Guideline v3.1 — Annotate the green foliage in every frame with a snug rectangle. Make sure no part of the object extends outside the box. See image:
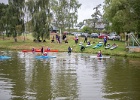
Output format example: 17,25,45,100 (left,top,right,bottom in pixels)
26,0,51,41
0,0,82,41
51,0,81,33
0,0,25,41
0,3,8,32
0,35,140,58
91,4,102,26
103,0,140,35
81,26,92,33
